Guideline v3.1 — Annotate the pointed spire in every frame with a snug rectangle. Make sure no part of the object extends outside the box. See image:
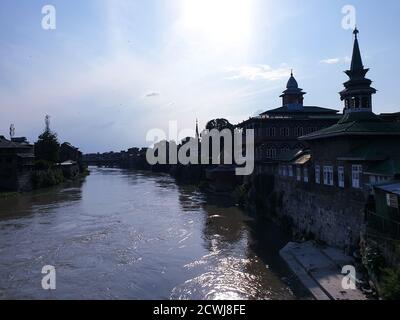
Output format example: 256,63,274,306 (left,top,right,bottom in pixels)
350,27,364,74
195,119,199,139
353,26,359,39
340,27,377,115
